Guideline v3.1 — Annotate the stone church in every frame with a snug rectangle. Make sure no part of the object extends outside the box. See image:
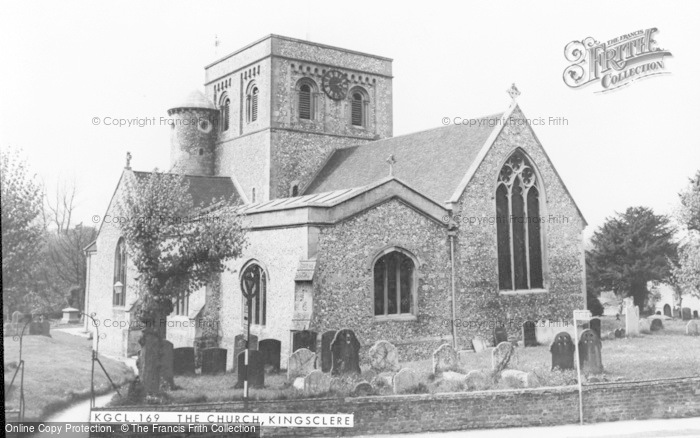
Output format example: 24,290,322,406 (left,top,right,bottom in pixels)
84,35,587,367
